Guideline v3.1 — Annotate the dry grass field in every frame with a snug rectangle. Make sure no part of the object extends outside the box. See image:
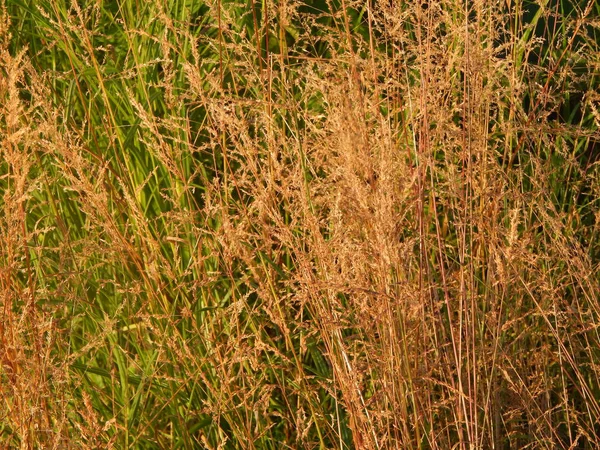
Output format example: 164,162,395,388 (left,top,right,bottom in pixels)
1,0,600,448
